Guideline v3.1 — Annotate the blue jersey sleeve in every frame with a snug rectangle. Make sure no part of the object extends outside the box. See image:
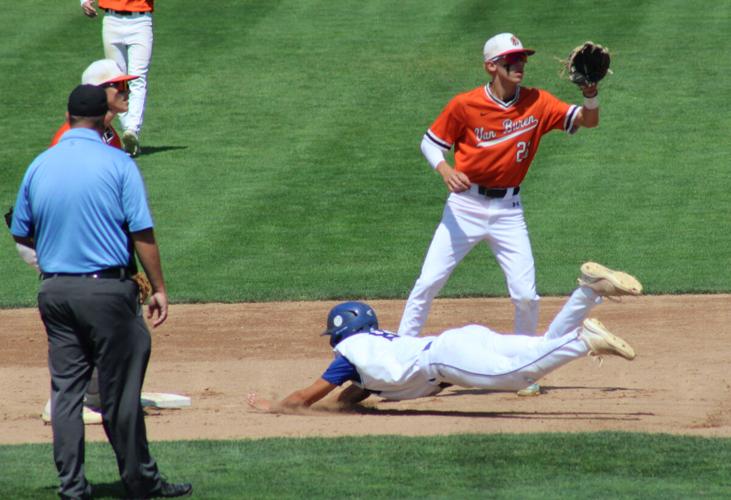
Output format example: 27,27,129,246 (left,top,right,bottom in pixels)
322,354,360,386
